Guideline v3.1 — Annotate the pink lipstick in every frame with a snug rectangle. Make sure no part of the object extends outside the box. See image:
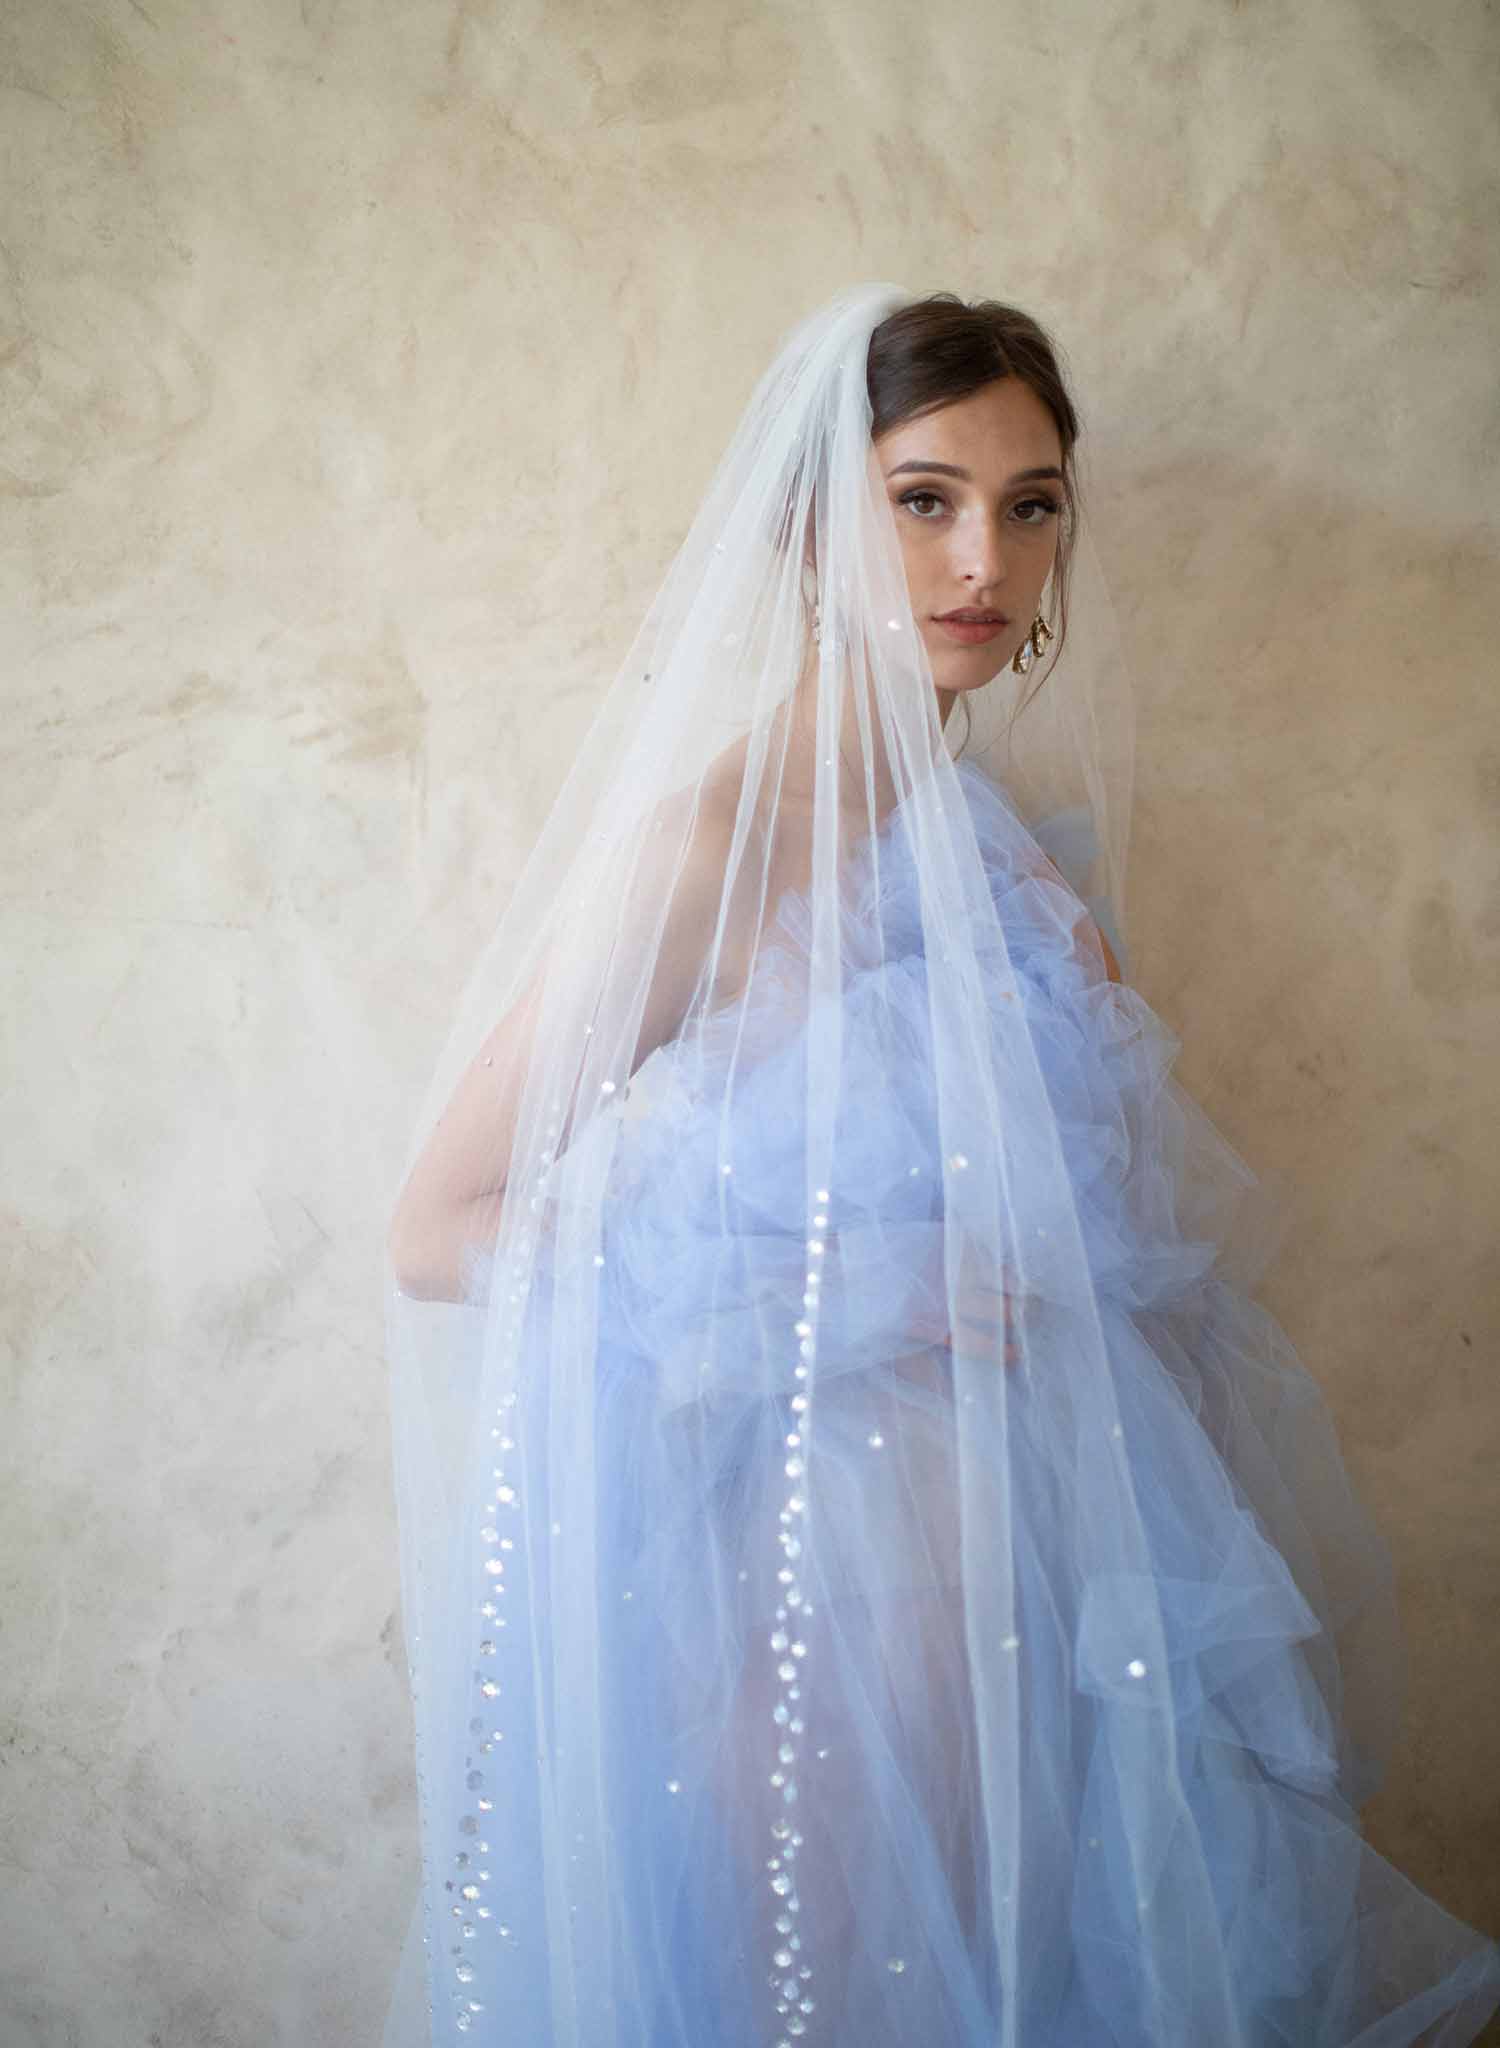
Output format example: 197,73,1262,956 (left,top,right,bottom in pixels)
933,610,1009,646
